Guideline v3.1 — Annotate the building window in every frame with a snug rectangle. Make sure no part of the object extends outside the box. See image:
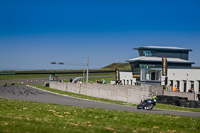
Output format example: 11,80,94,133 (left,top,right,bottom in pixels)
177,81,180,90
183,80,187,92
191,81,194,89
131,63,140,73
139,50,157,57
199,81,200,93
170,80,173,86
